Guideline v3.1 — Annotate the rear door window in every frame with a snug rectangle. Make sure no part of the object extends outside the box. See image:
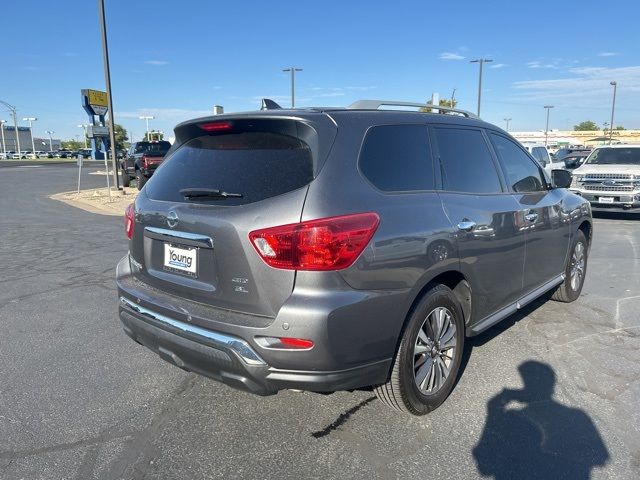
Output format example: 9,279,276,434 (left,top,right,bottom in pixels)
433,127,503,194
490,134,546,193
359,124,434,191
145,132,313,206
